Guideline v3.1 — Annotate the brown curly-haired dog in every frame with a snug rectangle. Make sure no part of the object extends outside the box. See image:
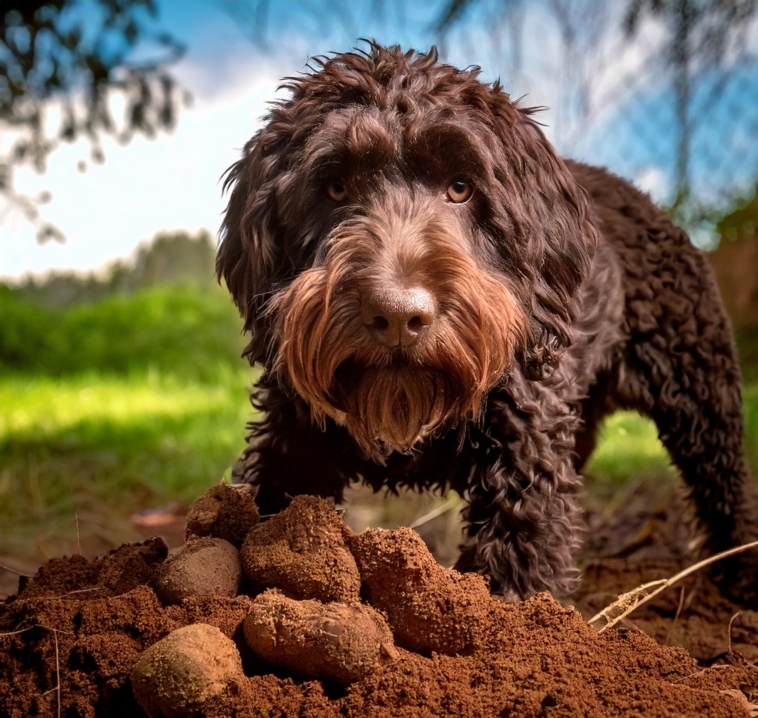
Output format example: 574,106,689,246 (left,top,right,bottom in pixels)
218,44,758,604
